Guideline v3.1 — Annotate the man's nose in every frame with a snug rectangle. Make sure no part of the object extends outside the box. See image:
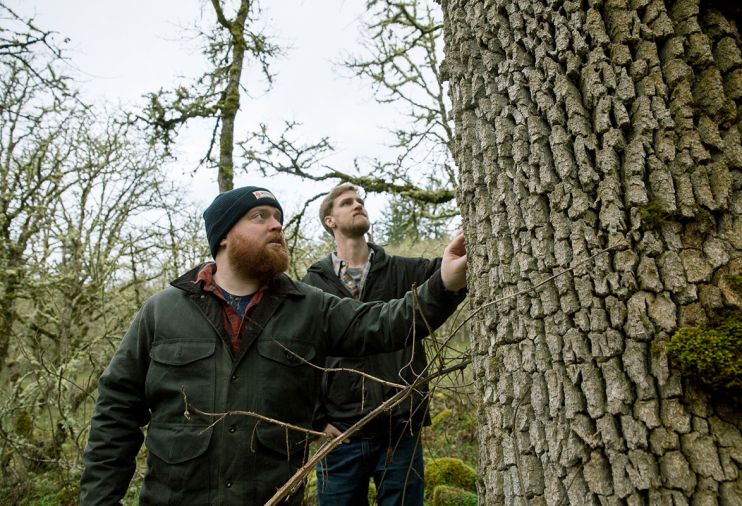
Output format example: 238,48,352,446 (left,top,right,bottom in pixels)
267,216,282,230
